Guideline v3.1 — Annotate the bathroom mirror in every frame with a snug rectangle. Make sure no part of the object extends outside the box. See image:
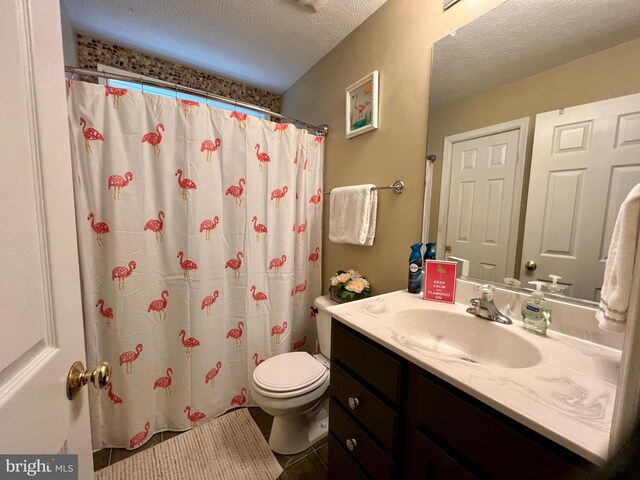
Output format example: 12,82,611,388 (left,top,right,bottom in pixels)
427,0,640,304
